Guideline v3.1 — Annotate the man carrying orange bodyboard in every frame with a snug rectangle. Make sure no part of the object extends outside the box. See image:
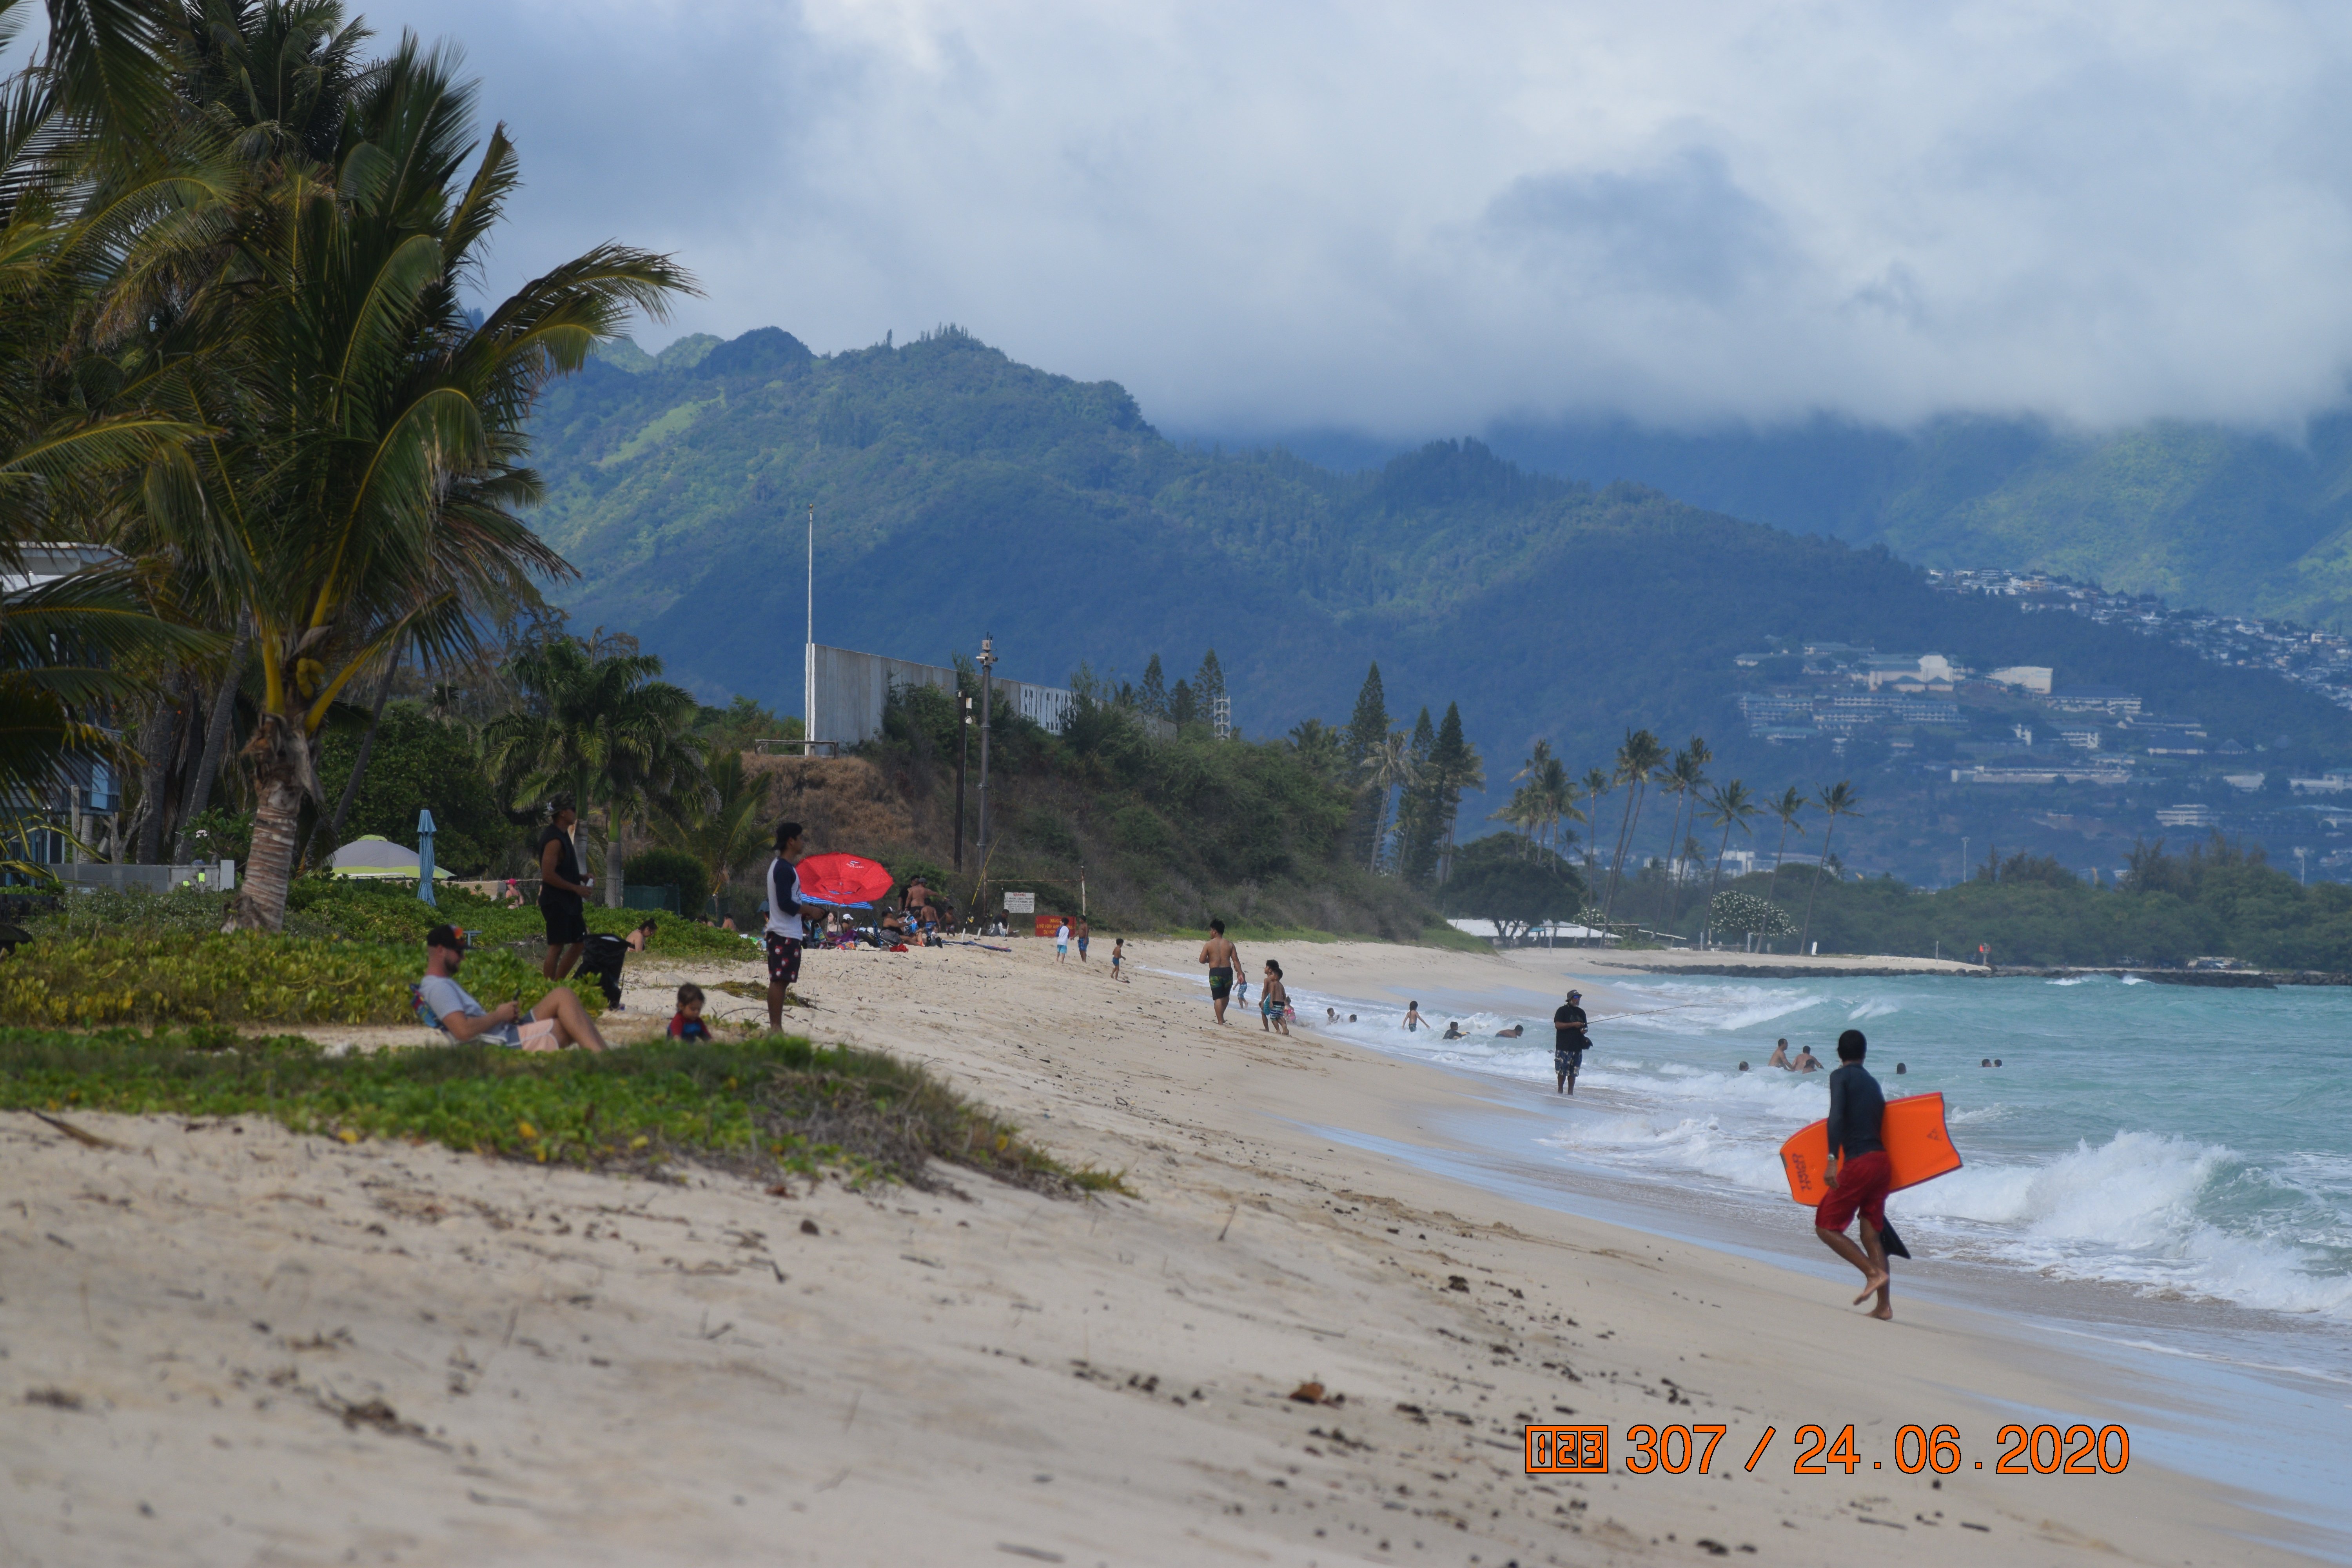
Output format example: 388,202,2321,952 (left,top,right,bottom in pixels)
1816,1028,1894,1320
